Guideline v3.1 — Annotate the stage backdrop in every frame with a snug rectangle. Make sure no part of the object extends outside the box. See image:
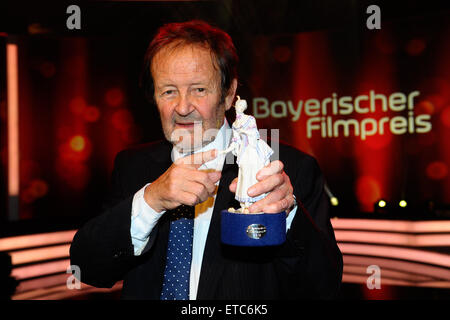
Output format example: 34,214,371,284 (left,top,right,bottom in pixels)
239,16,450,215
1,3,449,223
